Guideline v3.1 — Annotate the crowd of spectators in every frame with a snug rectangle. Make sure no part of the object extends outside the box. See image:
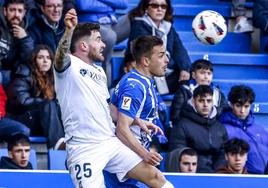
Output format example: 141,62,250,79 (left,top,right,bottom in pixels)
0,0,267,180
